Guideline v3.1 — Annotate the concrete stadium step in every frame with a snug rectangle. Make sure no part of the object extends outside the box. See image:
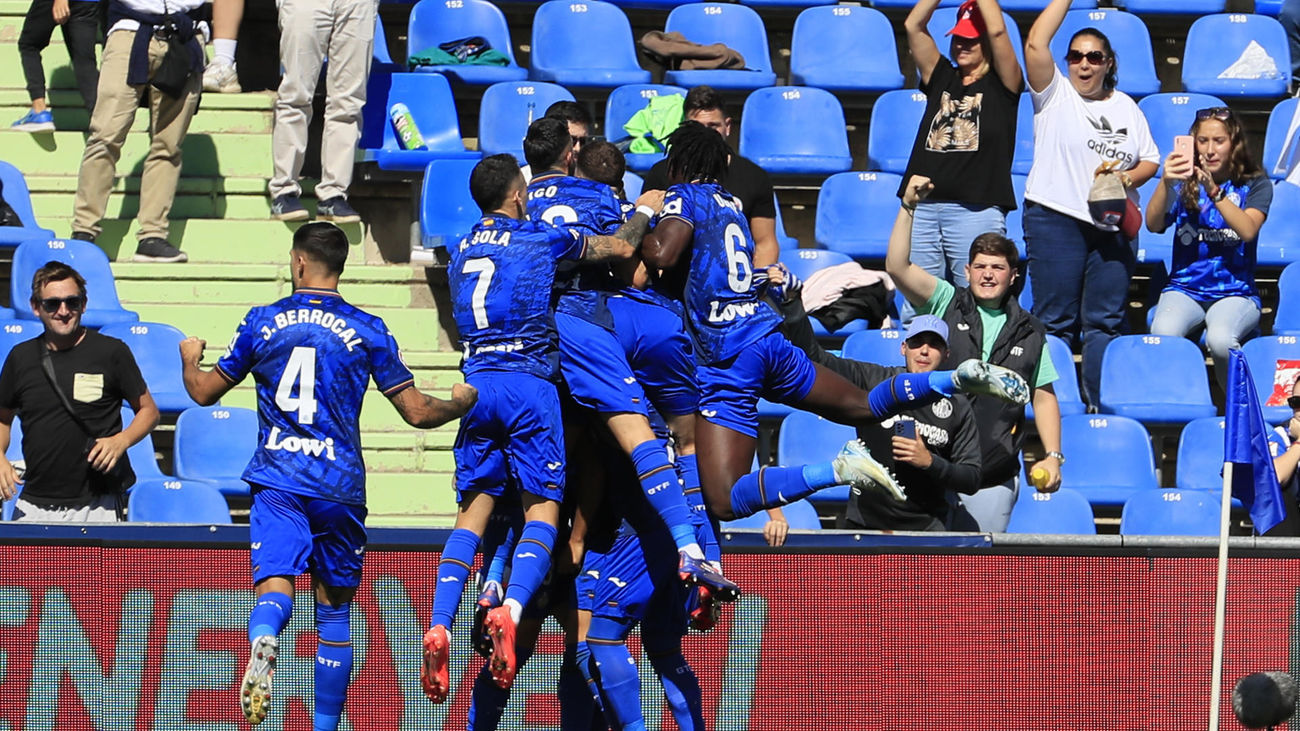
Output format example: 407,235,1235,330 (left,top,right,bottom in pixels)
367,472,456,525
83,219,358,264
114,262,433,310
0,89,274,134
3,130,273,179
